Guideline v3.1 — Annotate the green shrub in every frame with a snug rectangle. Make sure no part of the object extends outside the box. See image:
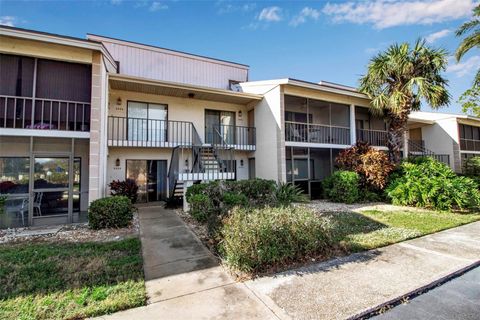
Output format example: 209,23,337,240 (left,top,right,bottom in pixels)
88,196,134,230
464,156,480,176
274,183,308,206
222,192,248,208
221,206,331,273
188,194,212,222
228,179,277,206
323,170,360,204
386,157,480,210
186,179,278,231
